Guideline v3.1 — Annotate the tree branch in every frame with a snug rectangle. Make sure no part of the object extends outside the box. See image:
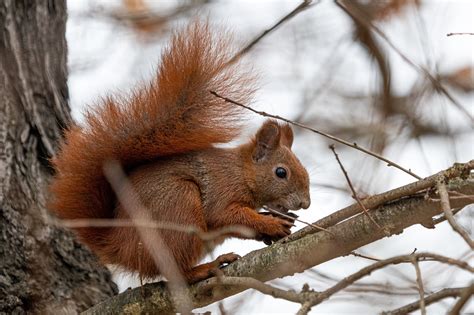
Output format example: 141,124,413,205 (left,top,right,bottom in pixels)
329,144,386,233
381,287,470,315
411,257,426,315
